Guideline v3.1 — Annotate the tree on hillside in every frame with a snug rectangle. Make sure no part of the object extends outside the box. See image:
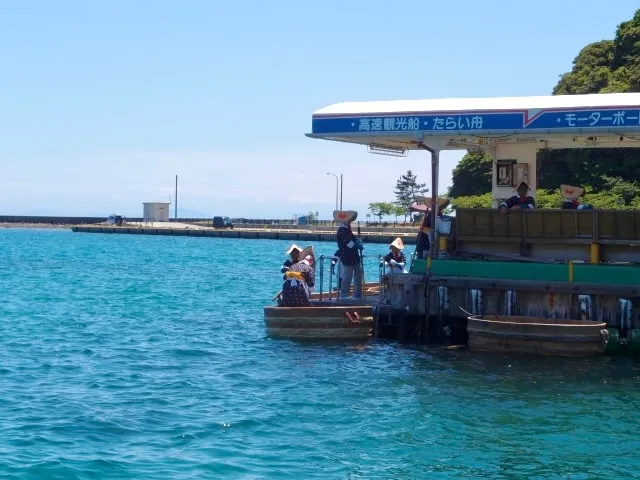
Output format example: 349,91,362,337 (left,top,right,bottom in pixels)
539,9,640,192
553,9,640,95
448,152,493,198
394,170,429,221
447,8,640,200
